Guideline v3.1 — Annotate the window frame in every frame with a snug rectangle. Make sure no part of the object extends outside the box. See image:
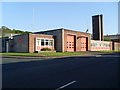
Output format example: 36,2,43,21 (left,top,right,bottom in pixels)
35,37,54,51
